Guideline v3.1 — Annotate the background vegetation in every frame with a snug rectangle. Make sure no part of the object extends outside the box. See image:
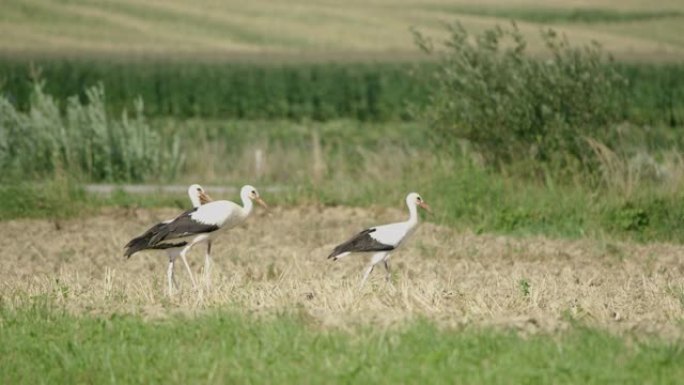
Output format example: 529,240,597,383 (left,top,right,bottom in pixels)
0,81,183,182
2,22,684,245
0,60,682,124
